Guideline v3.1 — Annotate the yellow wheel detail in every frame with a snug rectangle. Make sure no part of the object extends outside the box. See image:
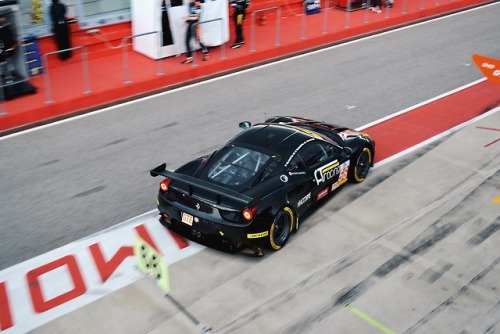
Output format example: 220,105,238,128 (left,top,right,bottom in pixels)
350,147,372,183
268,207,294,250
